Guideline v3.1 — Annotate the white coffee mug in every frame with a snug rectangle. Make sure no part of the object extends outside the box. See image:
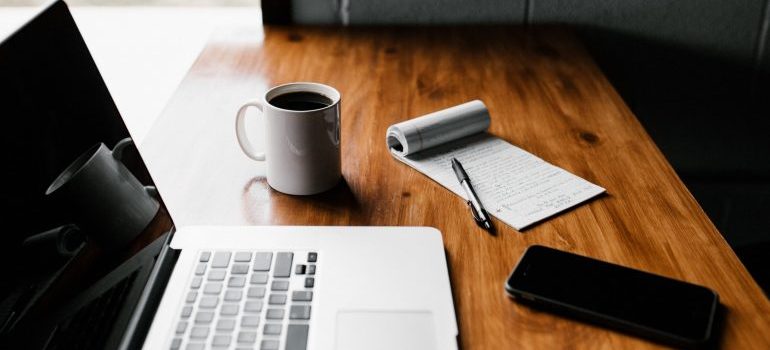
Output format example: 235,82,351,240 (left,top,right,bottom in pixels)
236,82,341,195
45,138,160,250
